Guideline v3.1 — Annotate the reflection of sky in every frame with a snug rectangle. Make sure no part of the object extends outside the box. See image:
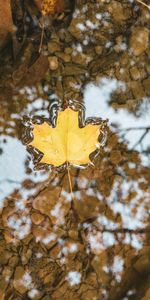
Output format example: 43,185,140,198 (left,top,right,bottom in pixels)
103,255,124,283
84,78,150,159
0,135,48,205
